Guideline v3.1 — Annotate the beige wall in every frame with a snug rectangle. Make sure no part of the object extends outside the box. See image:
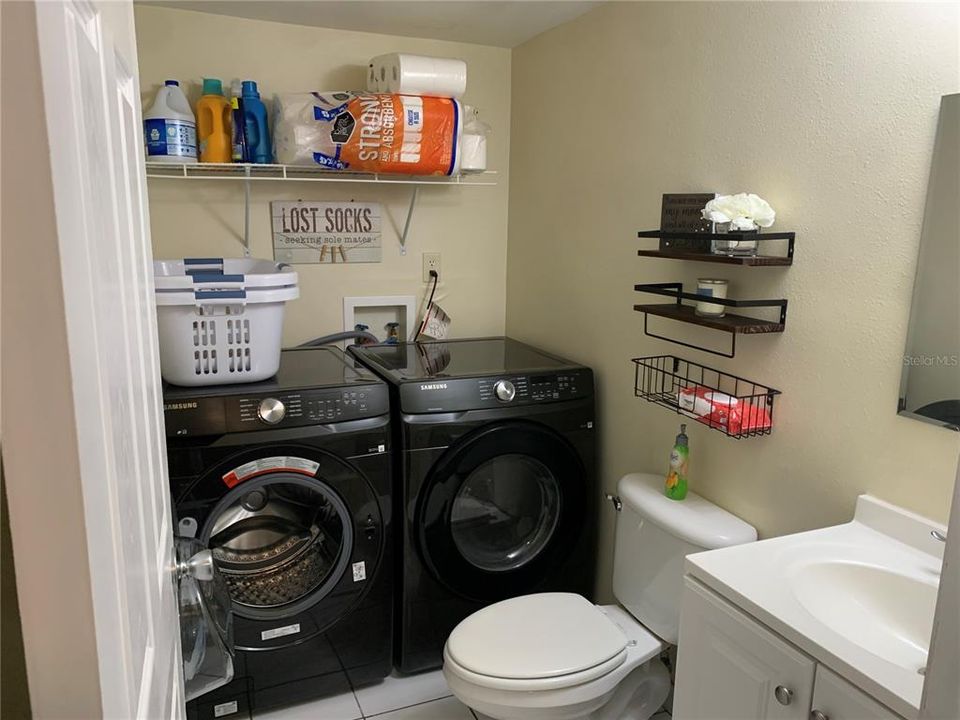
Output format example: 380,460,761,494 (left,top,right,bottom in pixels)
507,2,960,598
134,5,511,346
